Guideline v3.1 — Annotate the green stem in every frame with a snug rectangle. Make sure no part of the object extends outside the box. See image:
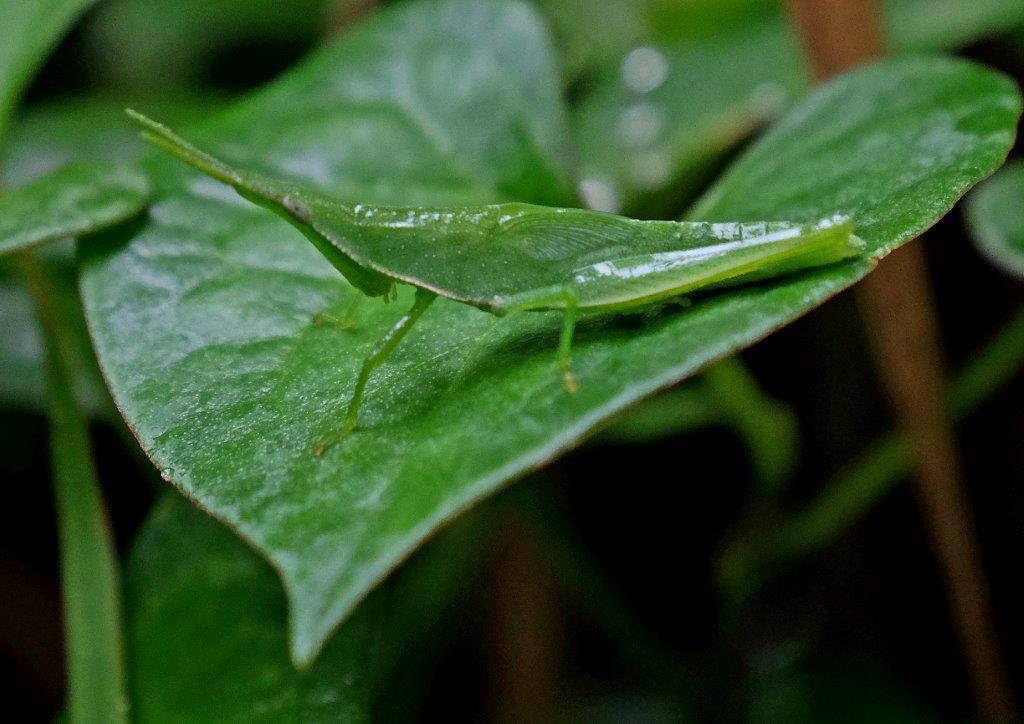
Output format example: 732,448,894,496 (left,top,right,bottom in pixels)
19,256,129,723
704,357,798,495
723,306,1024,584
